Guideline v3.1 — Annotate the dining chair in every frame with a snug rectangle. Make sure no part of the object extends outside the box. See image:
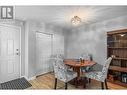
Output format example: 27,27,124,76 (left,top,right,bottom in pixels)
80,53,92,72
51,54,71,70
50,54,65,72
51,54,64,59
53,58,77,89
83,57,112,89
